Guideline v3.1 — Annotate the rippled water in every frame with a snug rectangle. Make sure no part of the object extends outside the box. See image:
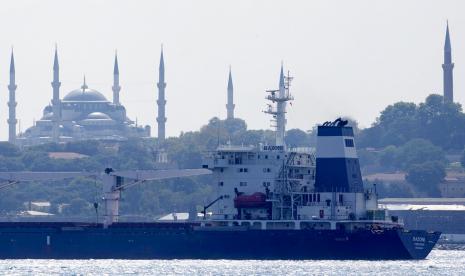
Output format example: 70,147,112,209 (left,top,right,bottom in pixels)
1,249,464,275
